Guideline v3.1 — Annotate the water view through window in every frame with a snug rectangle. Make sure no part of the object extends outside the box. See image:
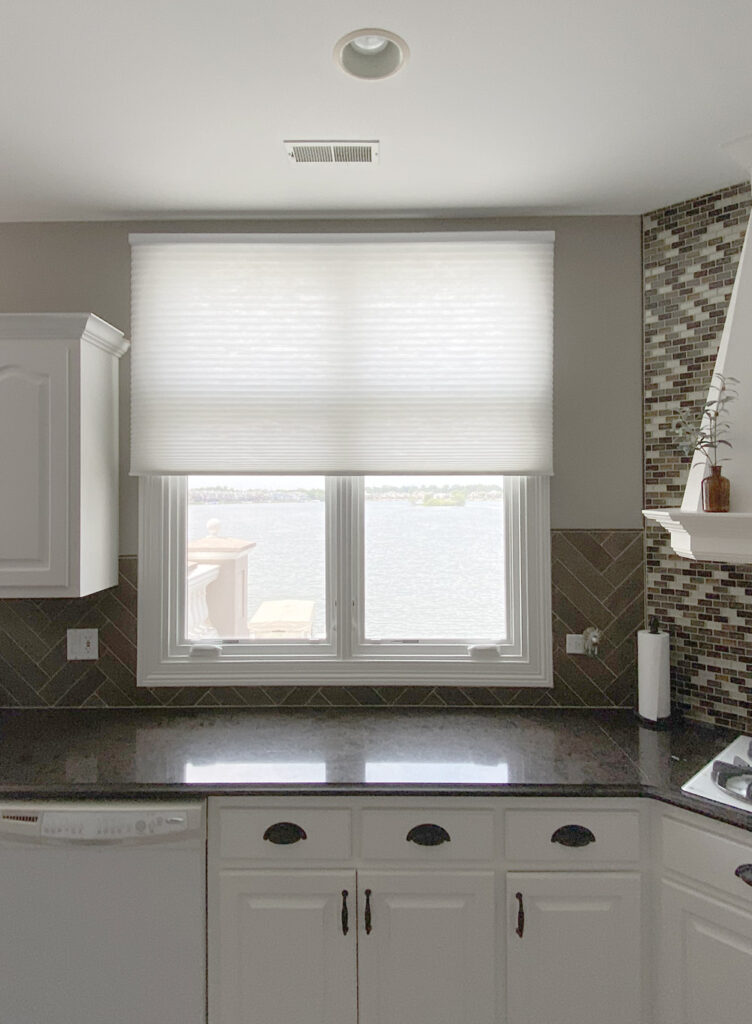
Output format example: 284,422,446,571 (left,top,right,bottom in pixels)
187,476,326,641
364,476,506,641
186,476,506,642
